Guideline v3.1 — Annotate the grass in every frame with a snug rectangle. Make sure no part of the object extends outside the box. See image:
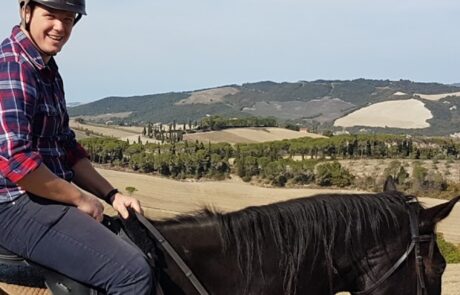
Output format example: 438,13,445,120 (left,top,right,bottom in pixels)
438,234,460,263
